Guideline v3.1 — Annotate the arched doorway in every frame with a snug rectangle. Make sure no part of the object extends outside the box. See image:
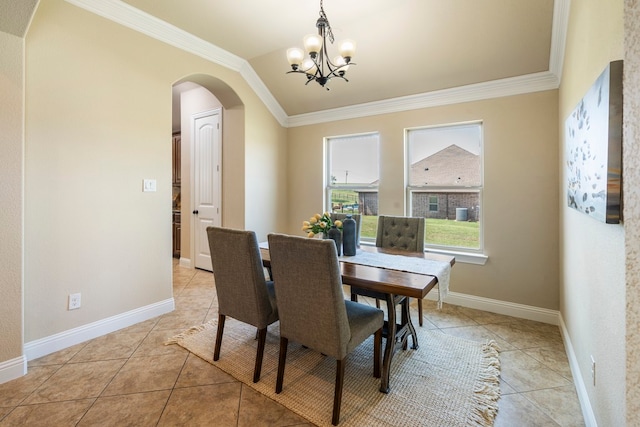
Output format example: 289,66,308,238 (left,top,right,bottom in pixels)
171,75,245,270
